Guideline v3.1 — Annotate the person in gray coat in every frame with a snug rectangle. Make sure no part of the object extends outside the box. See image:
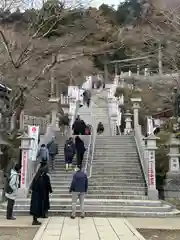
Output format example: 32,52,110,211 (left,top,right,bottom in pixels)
5,163,21,220
47,136,58,170
38,144,49,166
